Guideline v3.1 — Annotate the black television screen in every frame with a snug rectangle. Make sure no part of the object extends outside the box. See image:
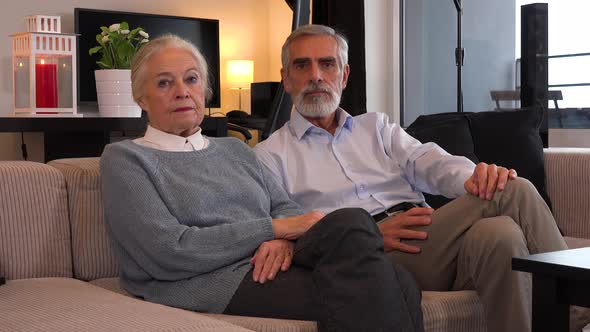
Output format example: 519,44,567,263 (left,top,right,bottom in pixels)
75,8,221,108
